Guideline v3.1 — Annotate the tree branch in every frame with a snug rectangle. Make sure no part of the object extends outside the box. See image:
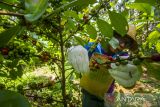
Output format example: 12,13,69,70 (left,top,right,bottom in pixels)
58,16,67,107
0,10,24,17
